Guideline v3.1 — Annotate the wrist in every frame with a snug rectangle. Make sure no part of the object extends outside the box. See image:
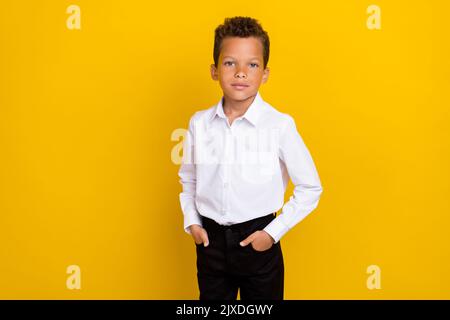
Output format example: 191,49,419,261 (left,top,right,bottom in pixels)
262,230,275,243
